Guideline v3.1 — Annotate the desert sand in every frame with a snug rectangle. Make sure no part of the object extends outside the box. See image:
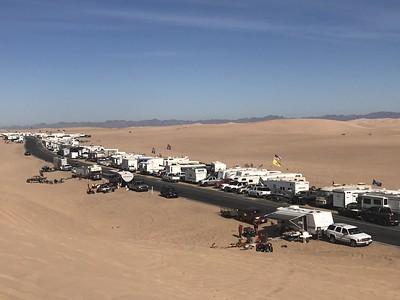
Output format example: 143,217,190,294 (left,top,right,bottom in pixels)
1,119,400,299
73,119,400,188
